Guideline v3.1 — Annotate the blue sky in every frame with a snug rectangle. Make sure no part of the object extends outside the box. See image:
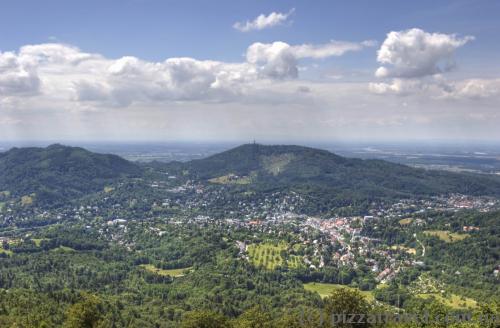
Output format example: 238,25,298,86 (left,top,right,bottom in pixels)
3,1,499,67
1,1,500,142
